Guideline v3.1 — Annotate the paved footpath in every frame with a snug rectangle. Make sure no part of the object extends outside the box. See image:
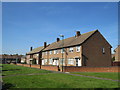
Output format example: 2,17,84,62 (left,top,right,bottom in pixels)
14,64,120,82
